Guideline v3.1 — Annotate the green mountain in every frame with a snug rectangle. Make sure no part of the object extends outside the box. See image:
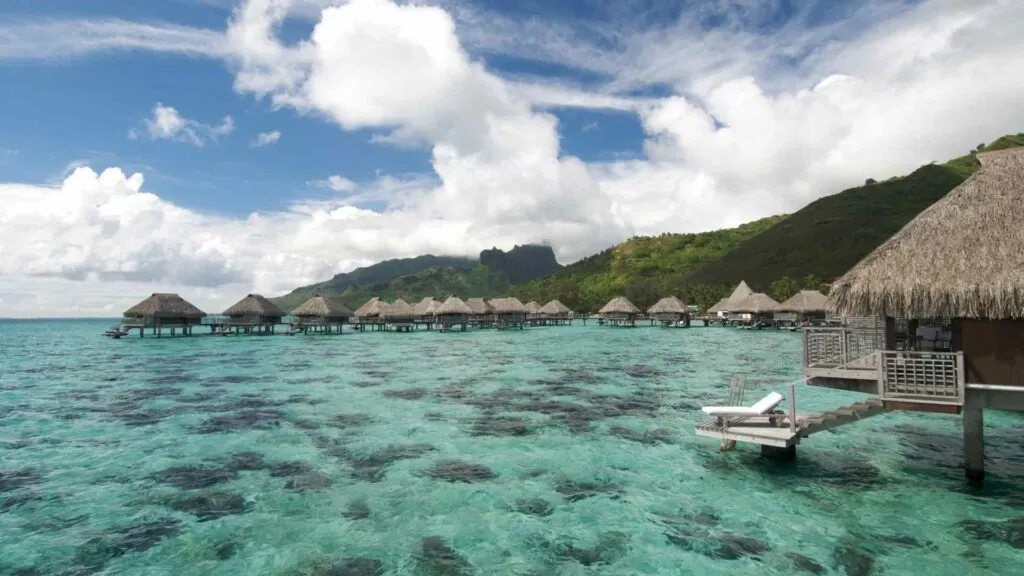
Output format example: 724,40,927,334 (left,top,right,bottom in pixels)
684,134,1024,289
274,133,1023,316
515,133,1024,313
272,245,562,312
273,254,476,312
512,216,786,313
